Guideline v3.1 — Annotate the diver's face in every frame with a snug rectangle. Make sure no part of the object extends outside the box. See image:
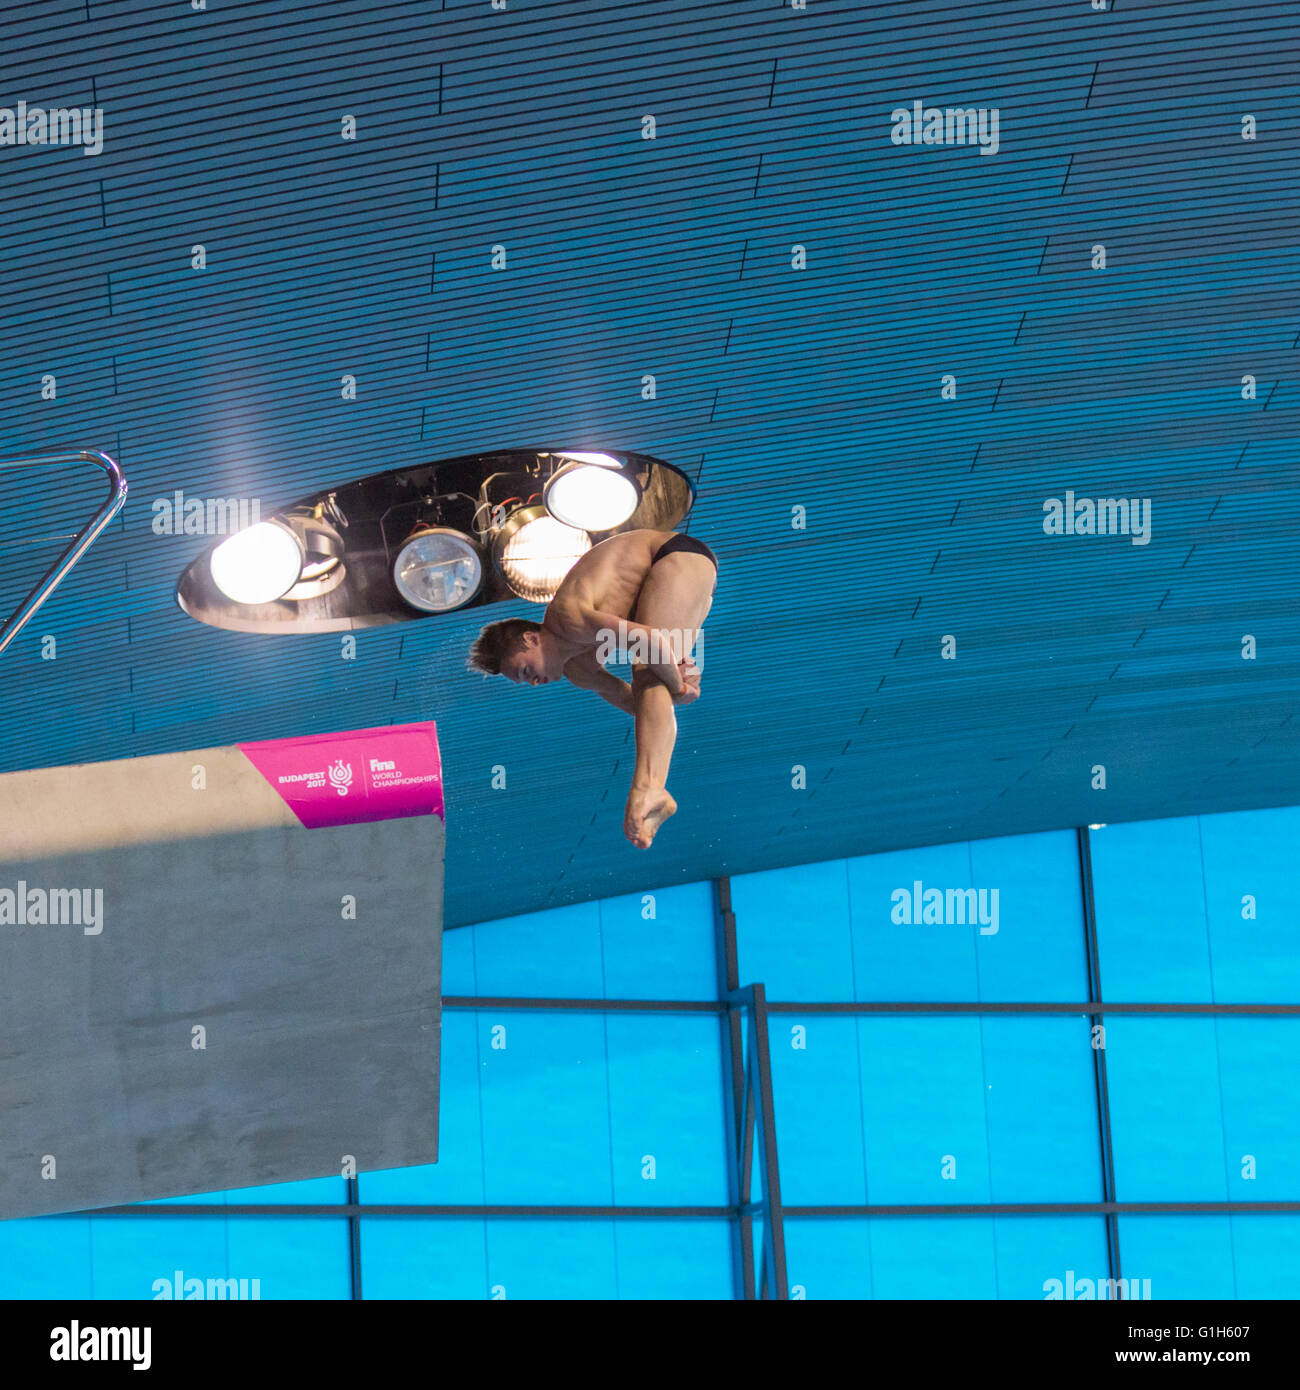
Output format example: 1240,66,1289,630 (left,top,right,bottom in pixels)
504,636,553,687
